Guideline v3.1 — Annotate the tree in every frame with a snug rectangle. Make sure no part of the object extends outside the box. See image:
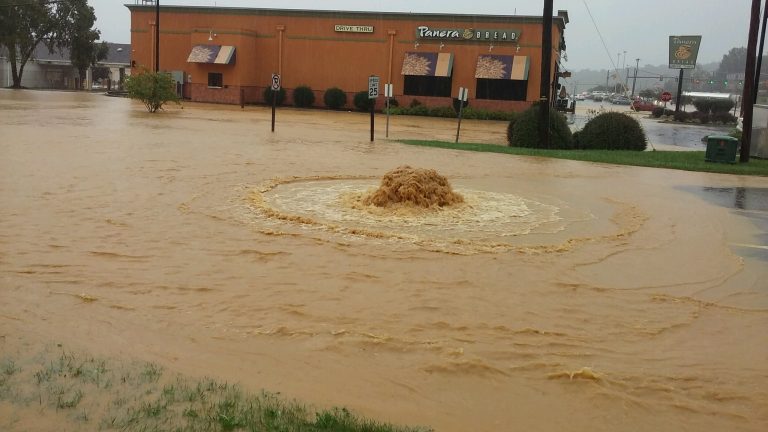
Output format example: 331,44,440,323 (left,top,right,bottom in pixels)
639,88,659,99
0,0,105,88
0,0,56,88
125,69,180,113
717,47,748,75
59,0,108,88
